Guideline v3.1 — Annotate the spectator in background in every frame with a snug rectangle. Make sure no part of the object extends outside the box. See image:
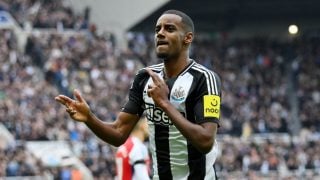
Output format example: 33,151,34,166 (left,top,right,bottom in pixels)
1,0,89,30
115,117,150,180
